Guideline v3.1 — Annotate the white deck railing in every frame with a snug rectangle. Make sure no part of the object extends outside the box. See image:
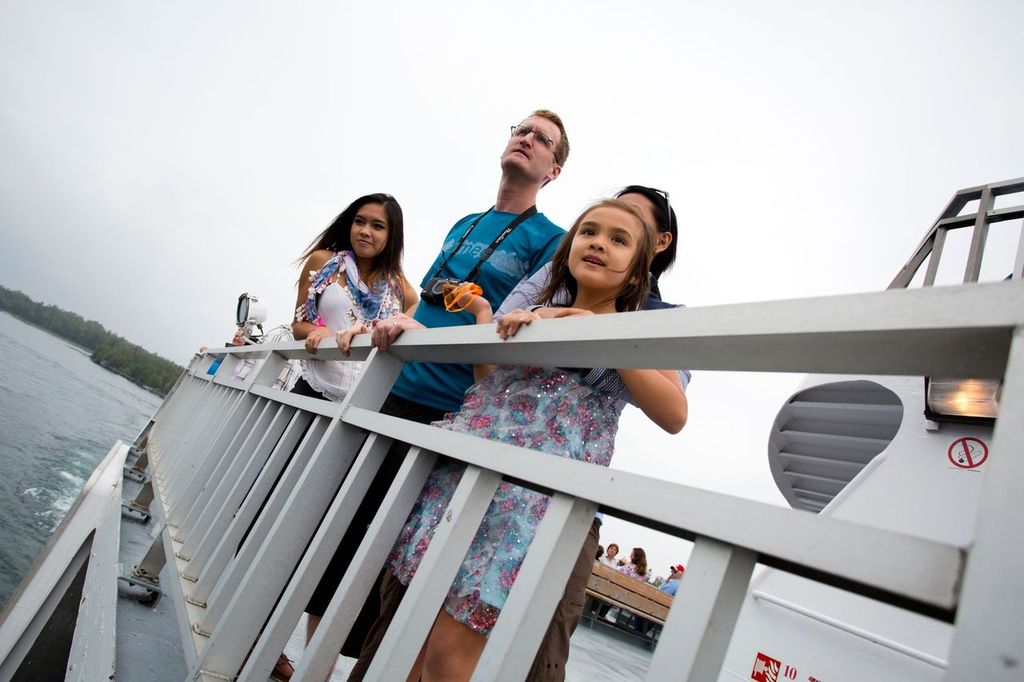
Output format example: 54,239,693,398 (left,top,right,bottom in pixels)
144,280,1023,682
